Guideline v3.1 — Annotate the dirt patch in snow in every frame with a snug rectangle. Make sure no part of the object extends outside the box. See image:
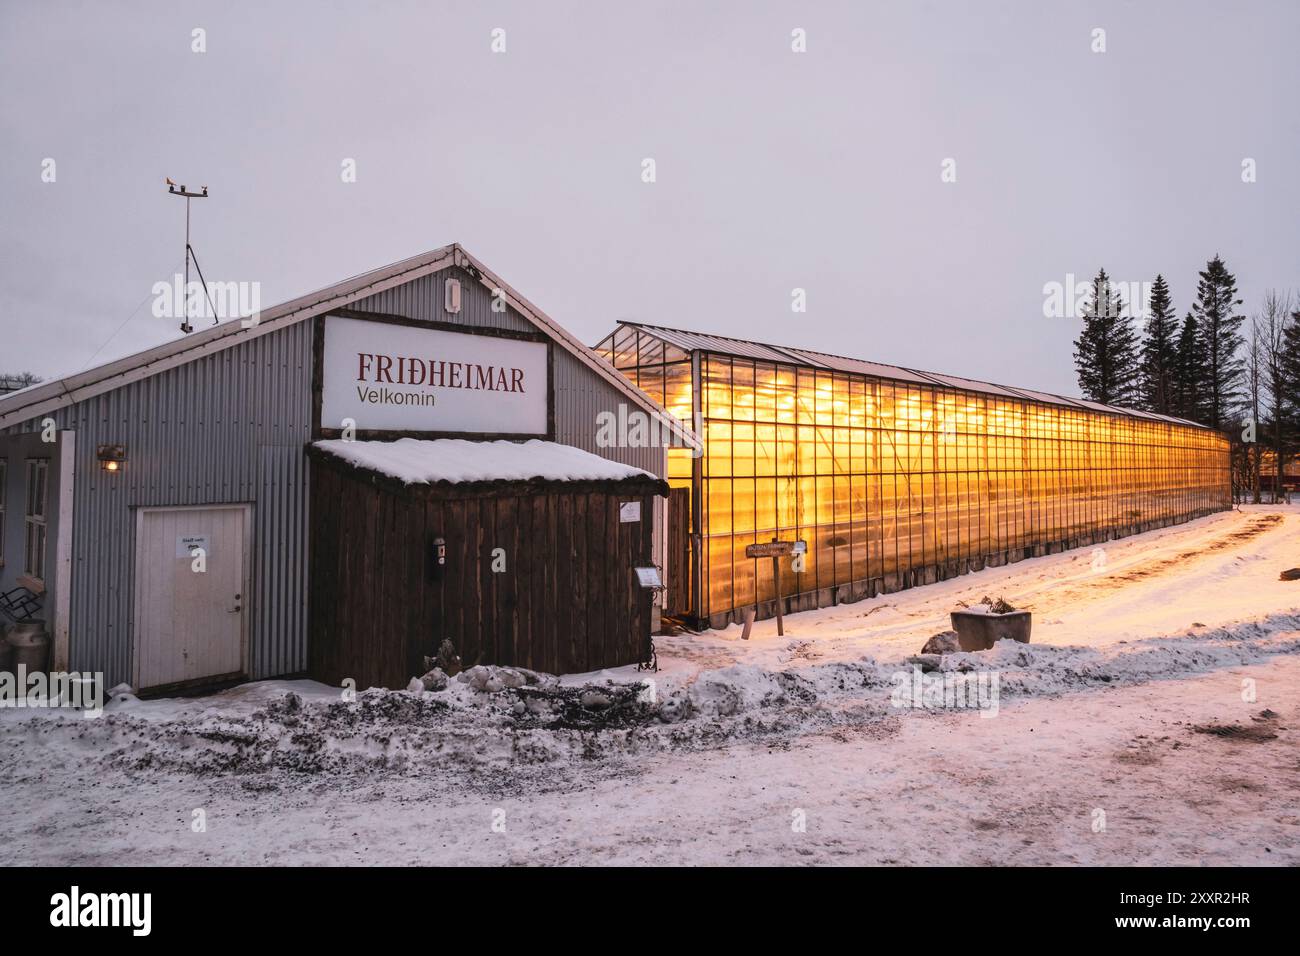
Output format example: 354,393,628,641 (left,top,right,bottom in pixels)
509,683,657,731
1106,514,1283,584
1028,513,1286,604
18,662,884,792
1191,709,1282,743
